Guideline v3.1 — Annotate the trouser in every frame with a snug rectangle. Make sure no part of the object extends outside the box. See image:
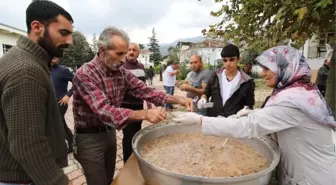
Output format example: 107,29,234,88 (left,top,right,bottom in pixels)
164,86,175,109
122,121,142,163
59,104,74,147
74,129,117,185
121,103,143,163
147,77,153,86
